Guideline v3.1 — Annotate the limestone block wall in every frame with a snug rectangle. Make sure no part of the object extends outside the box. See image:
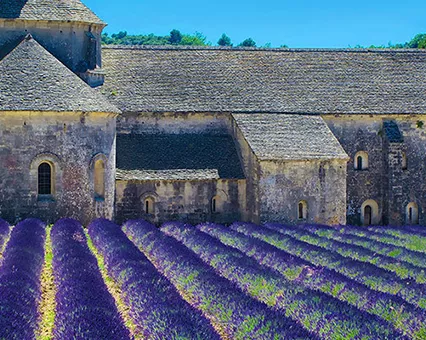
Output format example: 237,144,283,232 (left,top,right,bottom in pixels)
324,115,426,226
230,116,260,223
115,178,246,225
258,159,347,225
0,19,103,73
0,111,116,224
116,112,232,135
